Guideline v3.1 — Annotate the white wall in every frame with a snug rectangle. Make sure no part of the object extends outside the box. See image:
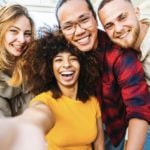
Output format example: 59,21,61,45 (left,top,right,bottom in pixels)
1,0,150,30
0,0,58,30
